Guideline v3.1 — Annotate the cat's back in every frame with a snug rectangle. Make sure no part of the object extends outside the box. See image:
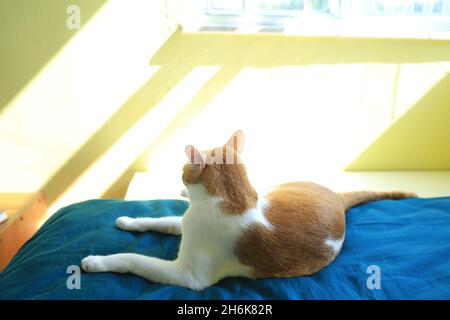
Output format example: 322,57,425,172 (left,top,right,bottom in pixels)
235,181,346,278
266,181,344,220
